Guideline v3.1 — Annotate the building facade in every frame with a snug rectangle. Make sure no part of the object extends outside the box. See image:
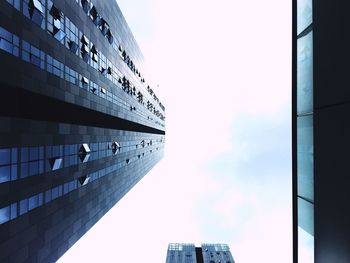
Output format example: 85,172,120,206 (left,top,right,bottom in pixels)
166,243,234,263
0,0,165,262
293,0,350,262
